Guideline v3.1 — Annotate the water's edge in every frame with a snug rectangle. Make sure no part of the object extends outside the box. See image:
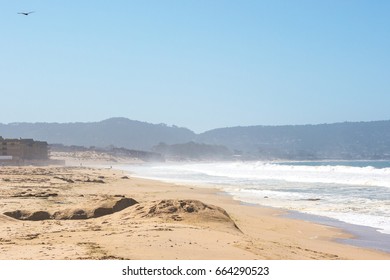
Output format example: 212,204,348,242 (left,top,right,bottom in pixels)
235,197,390,254
284,210,390,254
117,164,390,256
